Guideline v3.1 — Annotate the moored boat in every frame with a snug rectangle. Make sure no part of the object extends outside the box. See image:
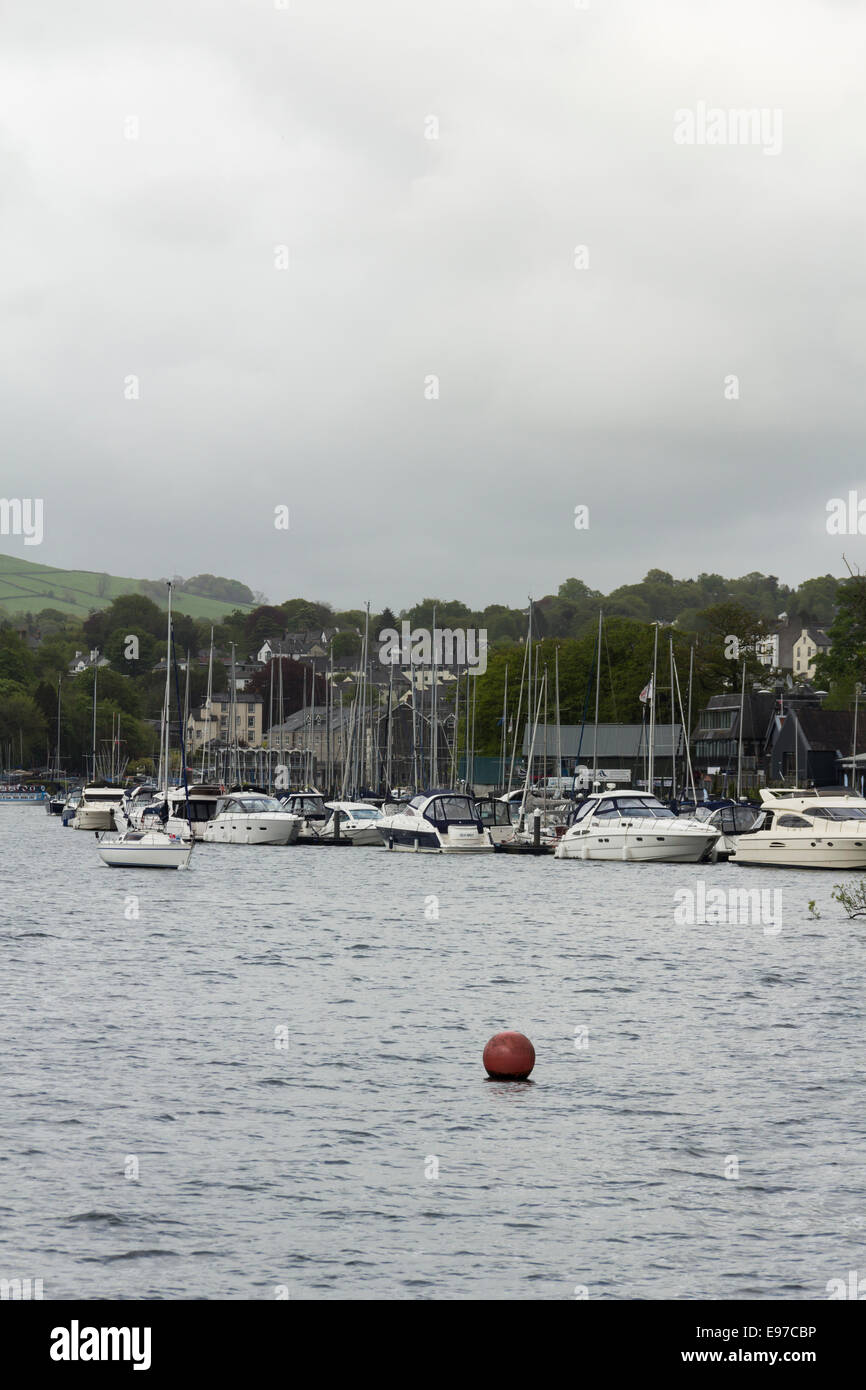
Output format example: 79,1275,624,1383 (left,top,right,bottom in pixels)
729,787,866,869
377,791,495,852
72,783,125,831
279,791,330,842
97,825,193,869
322,801,385,844
554,787,720,863
165,783,223,840
202,793,301,845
